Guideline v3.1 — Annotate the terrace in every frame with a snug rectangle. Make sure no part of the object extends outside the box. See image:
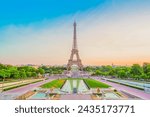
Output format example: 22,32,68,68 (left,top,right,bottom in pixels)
26,78,126,100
